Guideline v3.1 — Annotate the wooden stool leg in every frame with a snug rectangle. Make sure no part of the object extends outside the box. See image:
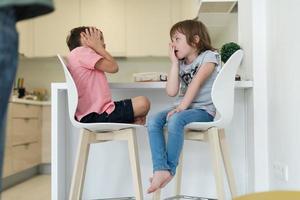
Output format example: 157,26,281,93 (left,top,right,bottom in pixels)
69,130,94,200
174,152,183,196
152,189,161,200
219,129,237,197
127,130,143,200
208,127,225,200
